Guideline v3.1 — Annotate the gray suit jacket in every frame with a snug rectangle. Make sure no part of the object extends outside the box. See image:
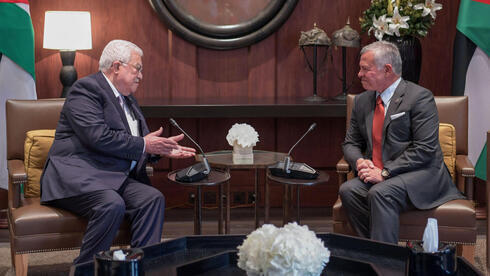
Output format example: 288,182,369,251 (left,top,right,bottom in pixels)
342,80,463,209
41,71,151,202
